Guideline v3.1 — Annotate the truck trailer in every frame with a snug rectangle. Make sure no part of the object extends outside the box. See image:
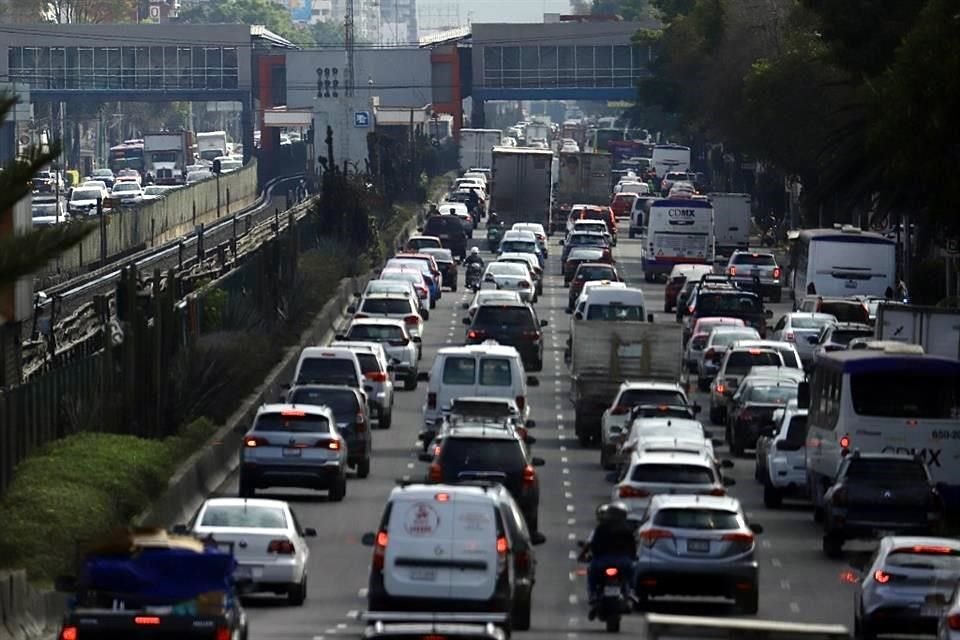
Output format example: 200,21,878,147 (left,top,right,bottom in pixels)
490,146,554,229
